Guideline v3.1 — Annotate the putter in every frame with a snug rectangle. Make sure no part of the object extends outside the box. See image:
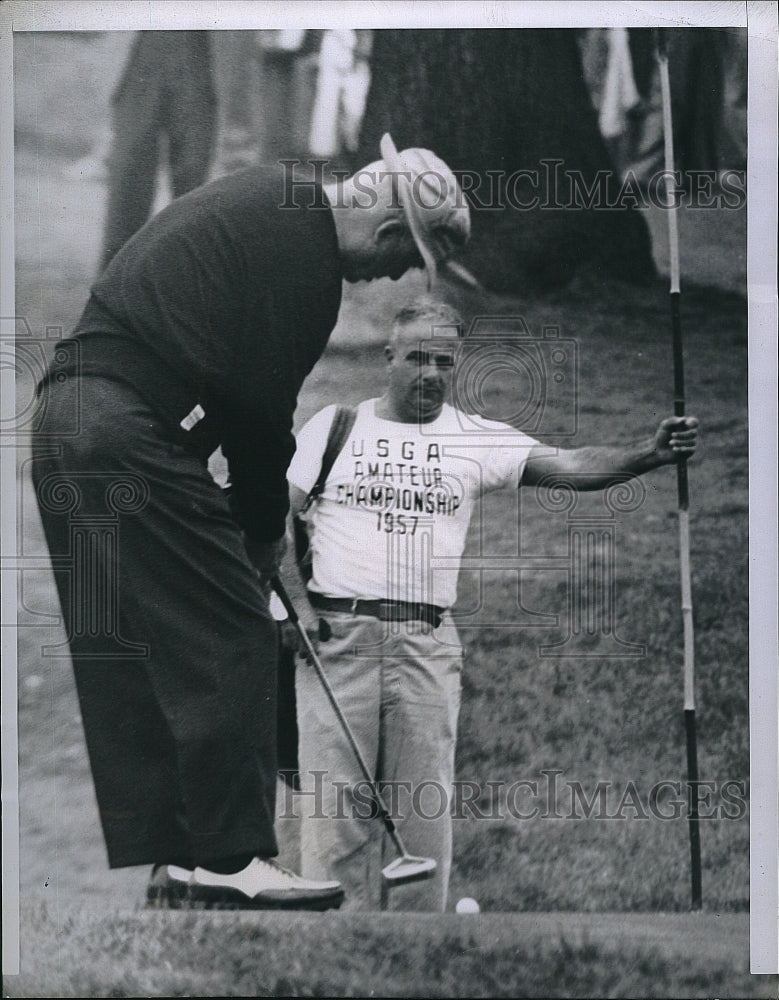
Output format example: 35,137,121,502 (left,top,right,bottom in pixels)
270,576,437,891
